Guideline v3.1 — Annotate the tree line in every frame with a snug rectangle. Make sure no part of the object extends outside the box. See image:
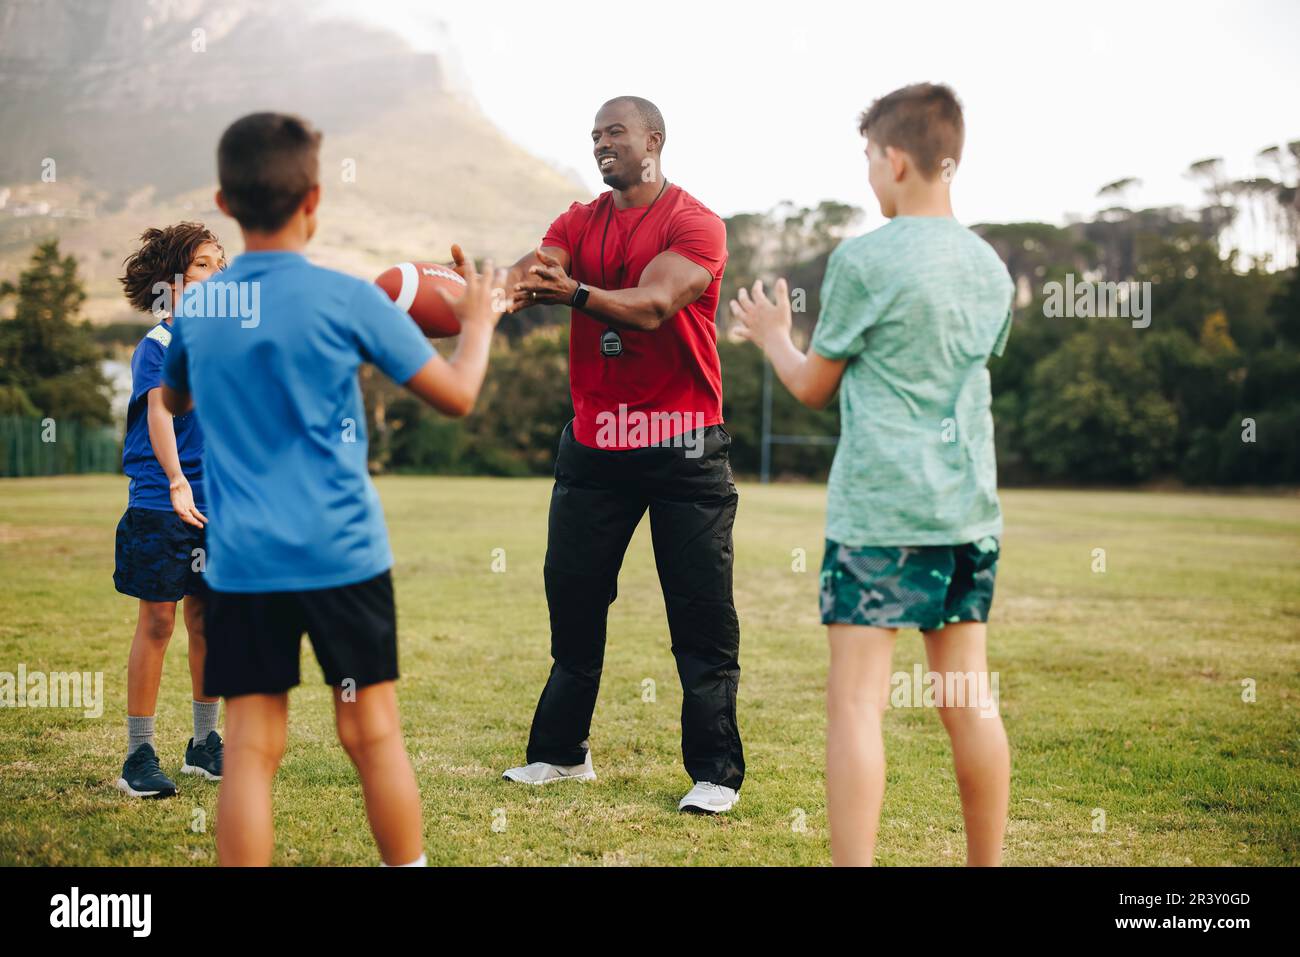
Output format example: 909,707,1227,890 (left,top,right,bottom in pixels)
2,139,1297,485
